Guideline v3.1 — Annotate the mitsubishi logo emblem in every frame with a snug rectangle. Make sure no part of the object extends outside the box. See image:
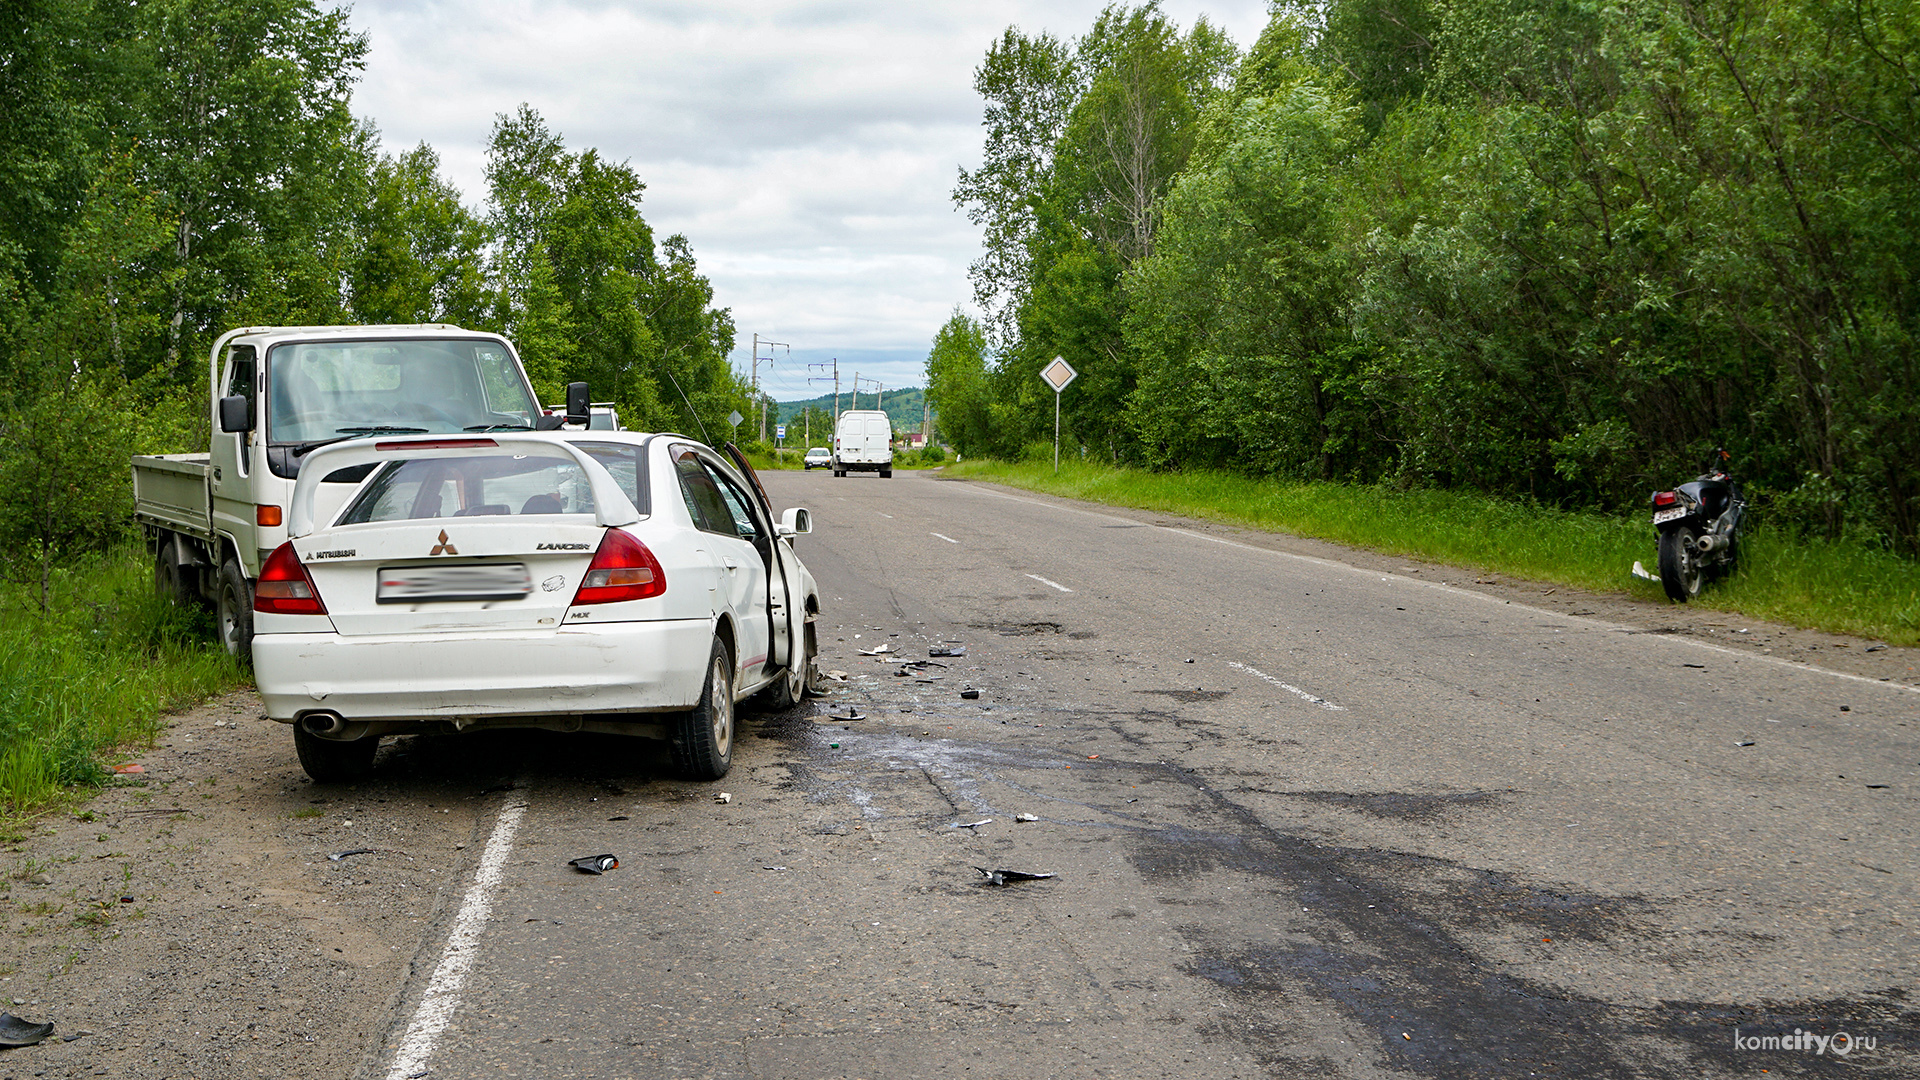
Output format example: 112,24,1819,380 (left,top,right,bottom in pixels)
430,530,458,556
